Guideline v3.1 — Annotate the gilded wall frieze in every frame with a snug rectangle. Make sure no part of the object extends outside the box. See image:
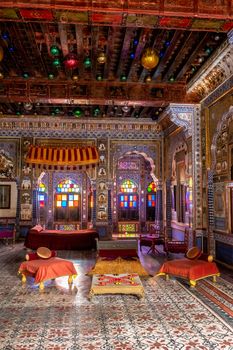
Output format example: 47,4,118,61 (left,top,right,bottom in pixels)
0,117,162,140
187,31,233,101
